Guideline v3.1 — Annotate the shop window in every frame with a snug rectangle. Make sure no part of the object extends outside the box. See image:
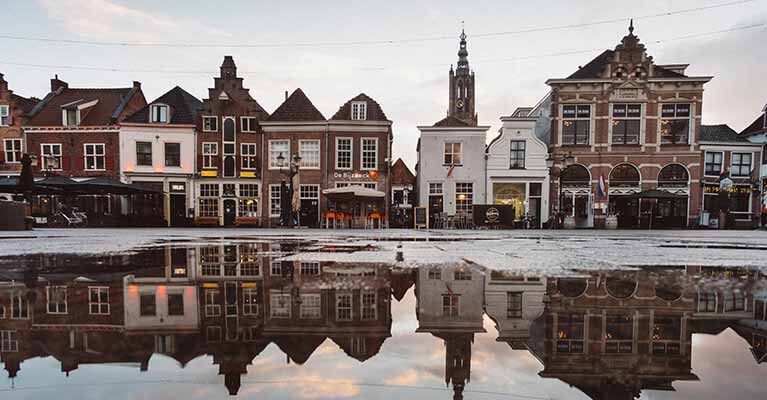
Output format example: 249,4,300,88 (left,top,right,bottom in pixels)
455,182,473,214
238,184,259,218
611,104,641,145
562,105,591,145
556,314,584,353
605,315,633,353
652,316,681,355
660,103,691,144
